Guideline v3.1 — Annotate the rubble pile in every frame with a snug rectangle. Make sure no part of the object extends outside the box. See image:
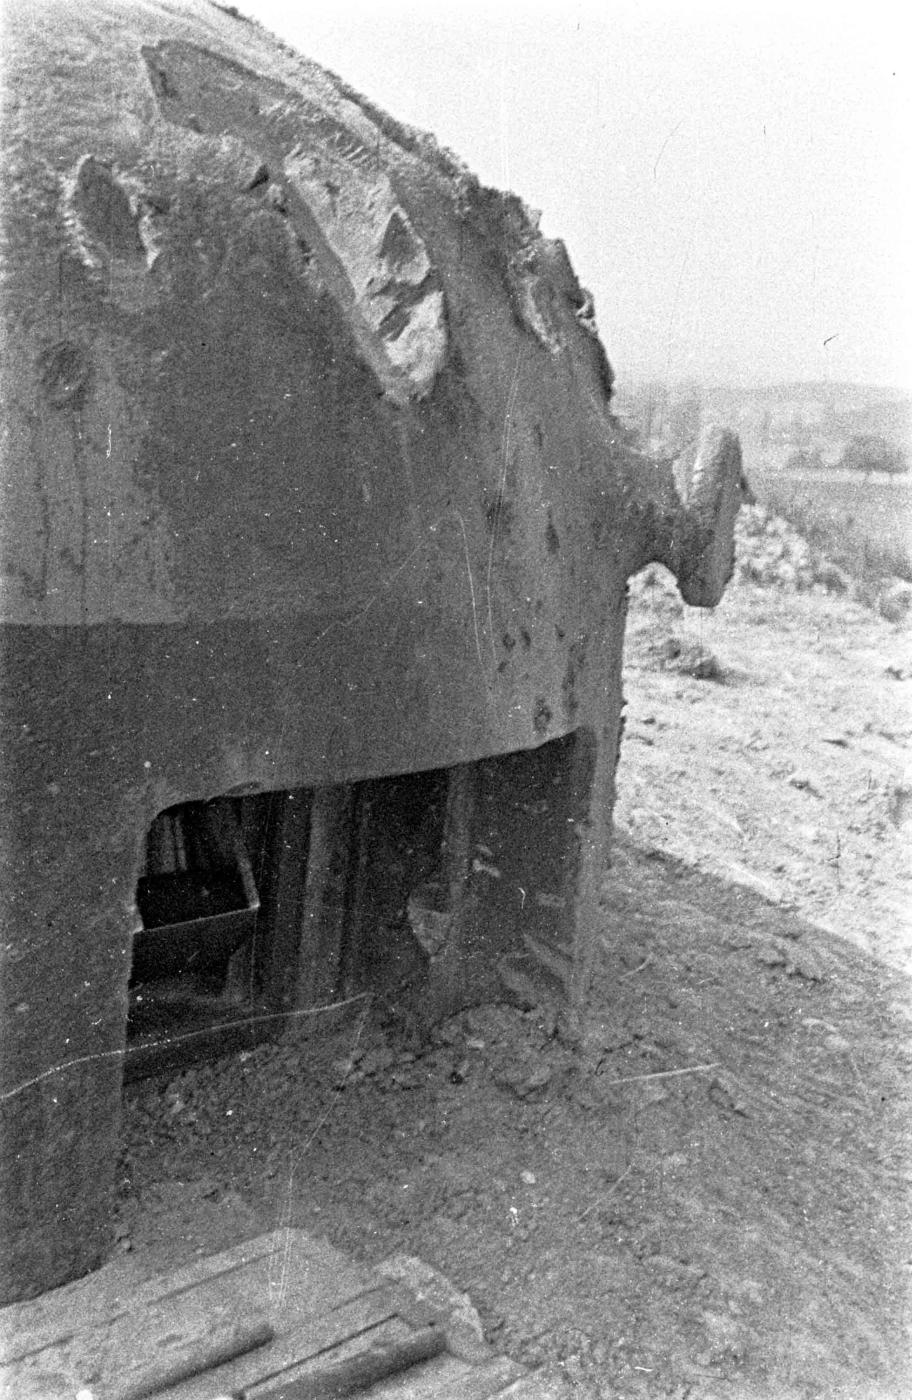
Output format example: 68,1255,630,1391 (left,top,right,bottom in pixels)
733,506,820,591
733,506,912,622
